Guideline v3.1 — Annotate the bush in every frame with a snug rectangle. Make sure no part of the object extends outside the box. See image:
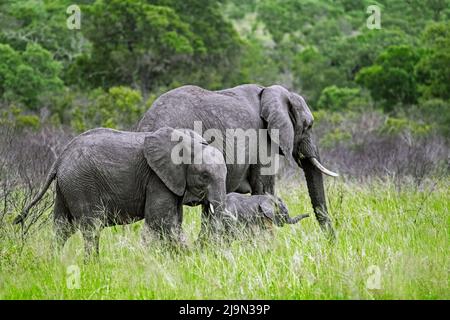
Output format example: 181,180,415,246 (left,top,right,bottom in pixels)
415,22,450,101
69,86,145,132
0,105,40,130
356,45,420,112
0,43,63,110
319,128,352,149
317,85,370,111
412,99,450,137
379,117,433,137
